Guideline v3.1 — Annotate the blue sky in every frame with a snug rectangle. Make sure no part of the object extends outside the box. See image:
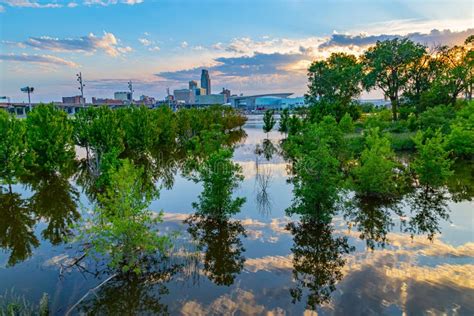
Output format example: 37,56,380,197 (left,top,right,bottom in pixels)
0,0,472,102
